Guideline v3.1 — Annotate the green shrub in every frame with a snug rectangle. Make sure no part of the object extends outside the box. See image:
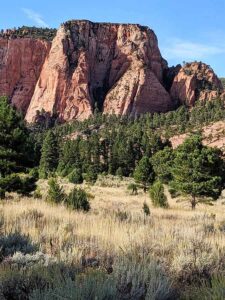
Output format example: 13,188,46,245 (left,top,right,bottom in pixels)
116,167,123,179
18,176,37,196
127,183,138,195
0,264,68,300
84,165,98,184
149,181,168,208
143,202,150,216
59,165,74,177
168,187,181,198
0,188,5,199
68,168,83,184
30,270,117,300
113,255,175,300
33,188,42,199
29,168,39,180
47,178,64,204
190,275,225,299
65,188,90,211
